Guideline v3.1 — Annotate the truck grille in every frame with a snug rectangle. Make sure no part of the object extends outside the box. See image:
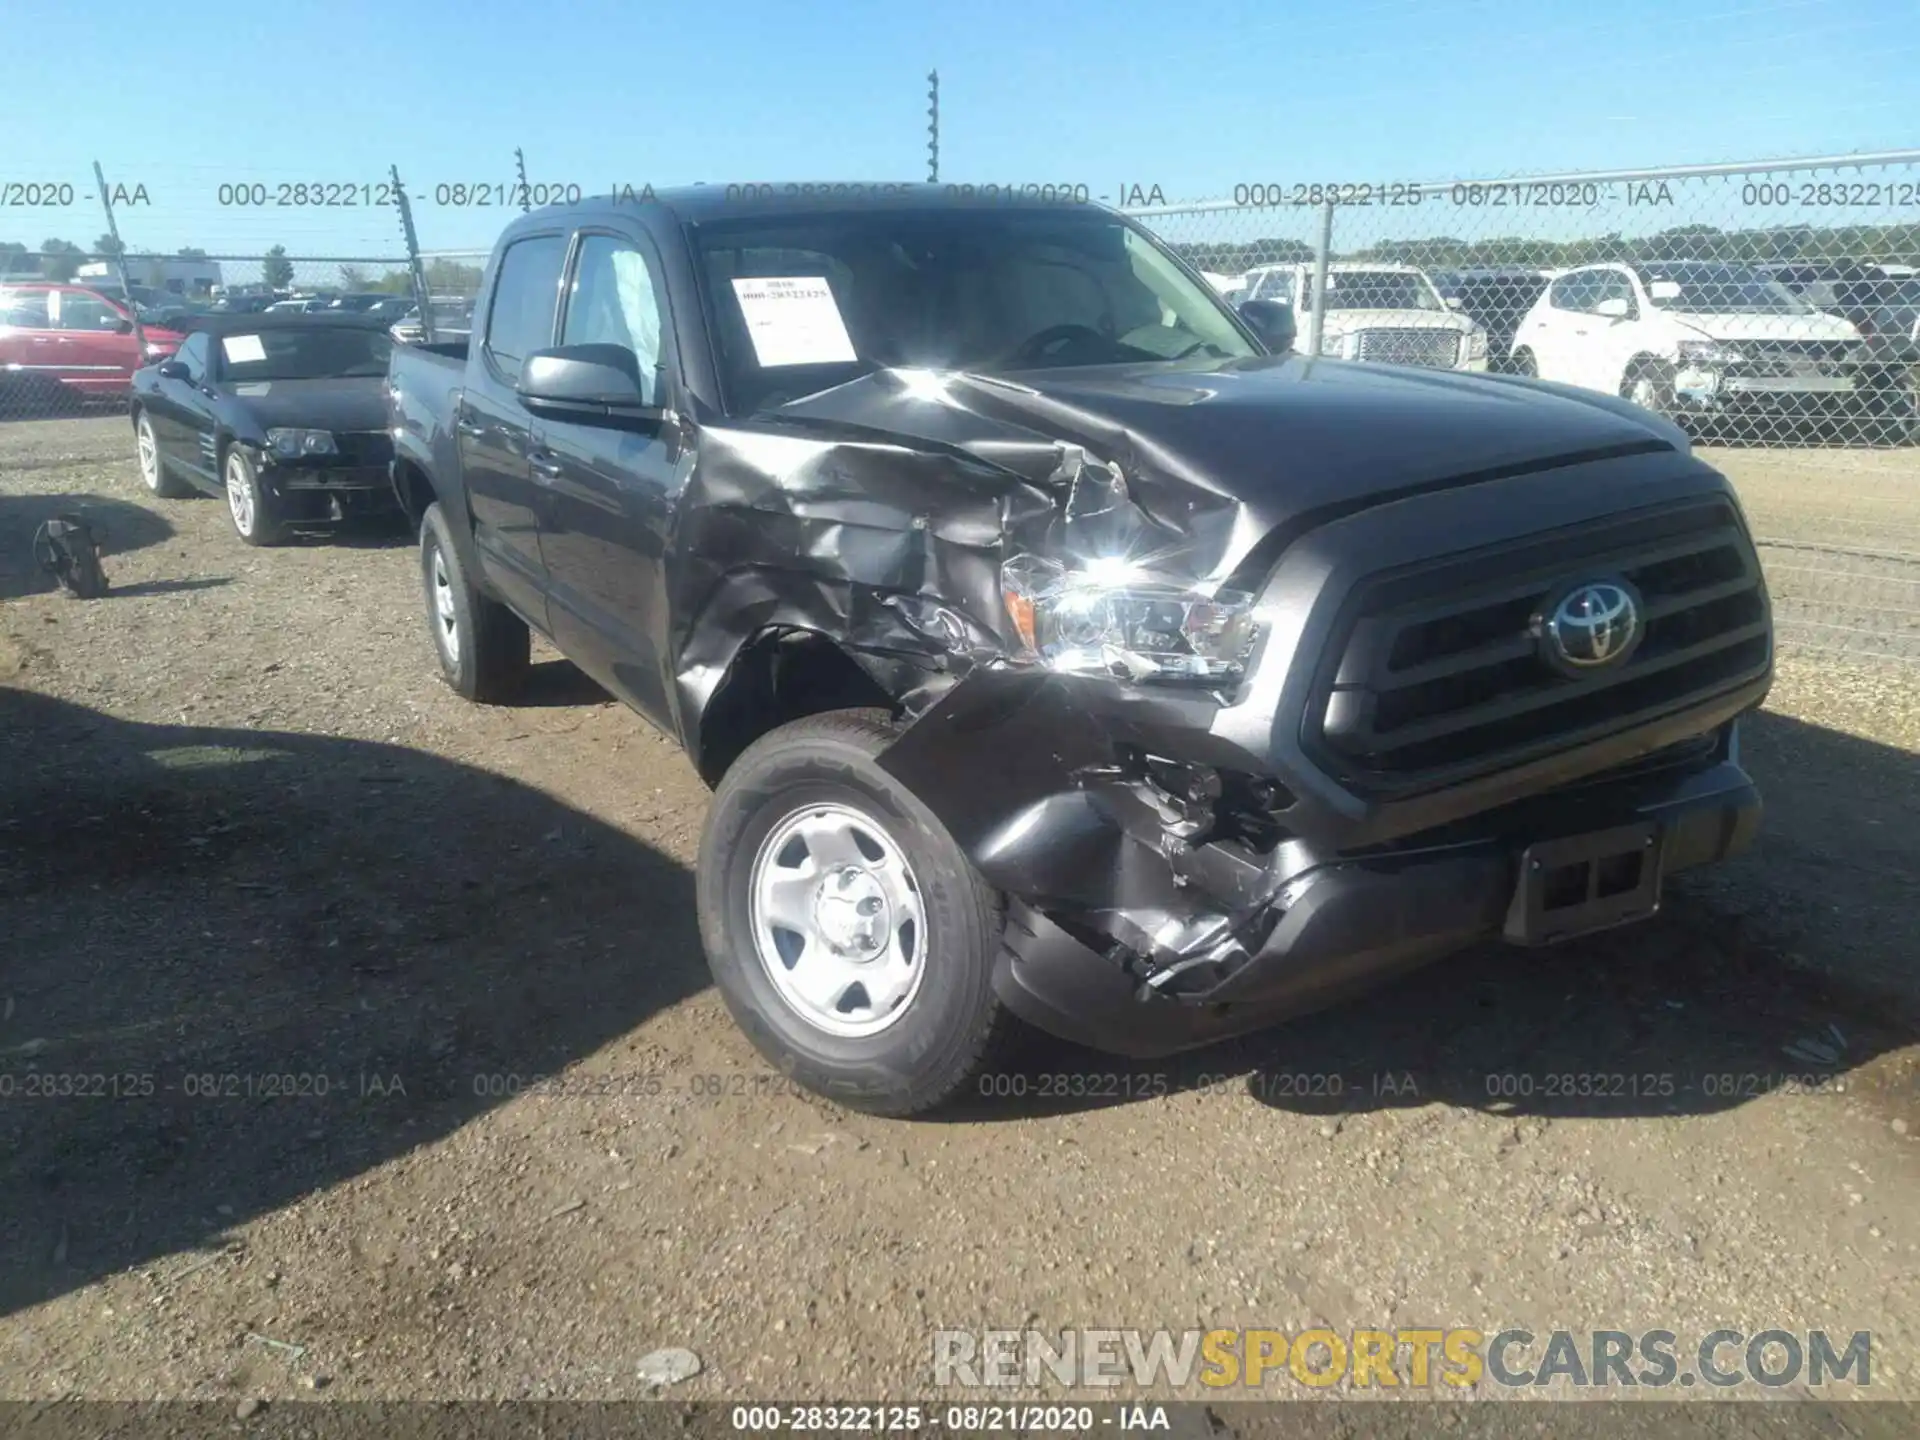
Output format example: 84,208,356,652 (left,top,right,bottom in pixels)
1308,500,1770,794
1730,339,1860,378
1354,329,1460,369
